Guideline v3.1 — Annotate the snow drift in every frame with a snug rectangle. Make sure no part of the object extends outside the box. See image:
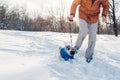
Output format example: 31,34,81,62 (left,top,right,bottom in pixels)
0,30,120,80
